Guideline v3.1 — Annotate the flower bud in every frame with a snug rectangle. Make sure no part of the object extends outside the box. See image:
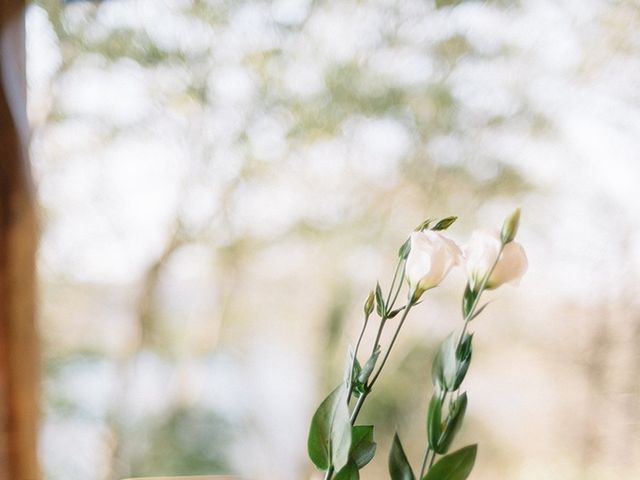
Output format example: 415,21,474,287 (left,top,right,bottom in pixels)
500,208,521,244
364,290,375,317
464,229,528,291
406,230,462,302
